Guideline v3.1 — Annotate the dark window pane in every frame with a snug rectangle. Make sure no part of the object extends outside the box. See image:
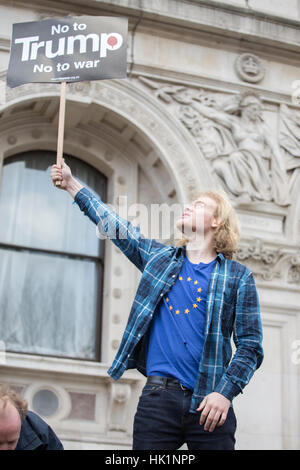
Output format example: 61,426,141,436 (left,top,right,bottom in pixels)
0,151,106,360
0,151,106,257
0,248,100,360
